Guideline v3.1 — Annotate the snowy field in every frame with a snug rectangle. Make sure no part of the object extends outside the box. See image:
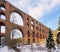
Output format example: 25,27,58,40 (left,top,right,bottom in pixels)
0,44,60,52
